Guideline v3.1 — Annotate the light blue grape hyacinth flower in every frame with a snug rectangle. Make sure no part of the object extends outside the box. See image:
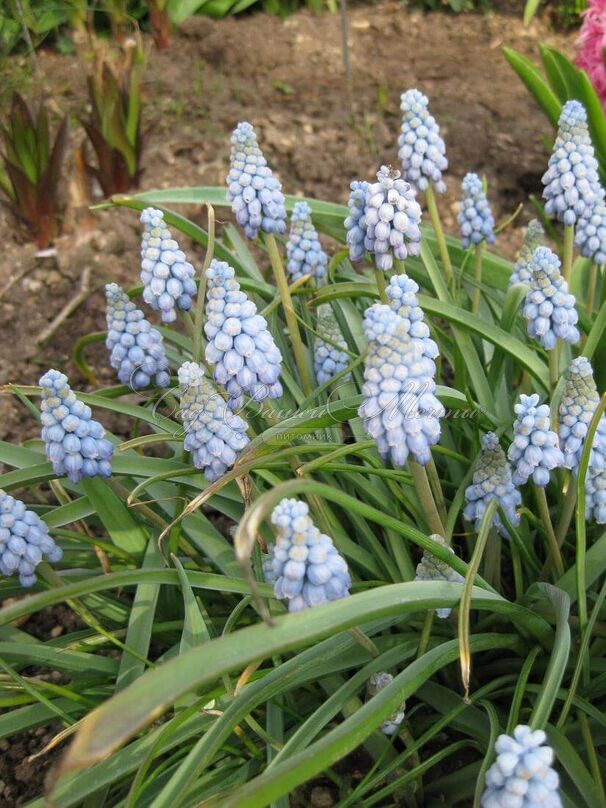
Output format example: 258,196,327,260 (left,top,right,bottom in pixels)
542,100,603,227
414,534,464,618
105,284,170,390
0,489,62,587
458,173,496,249
264,498,351,612
286,201,327,283
344,180,369,262
40,370,113,484
314,305,350,386
363,166,422,272
522,247,579,350
140,208,197,324
509,220,545,287
558,357,606,471
386,273,439,362
464,433,521,539
358,304,444,467
366,672,406,736
398,89,448,193
178,362,249,483
226,121,287,240
204,259,283,411
508,394,564,487
481,725,562,808
576,198,606,265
